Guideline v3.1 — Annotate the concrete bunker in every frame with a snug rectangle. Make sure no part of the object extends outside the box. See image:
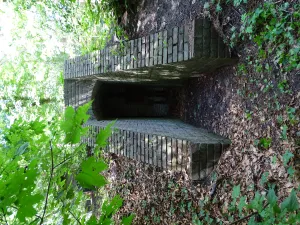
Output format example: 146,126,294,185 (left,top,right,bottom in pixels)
64,18,237,181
